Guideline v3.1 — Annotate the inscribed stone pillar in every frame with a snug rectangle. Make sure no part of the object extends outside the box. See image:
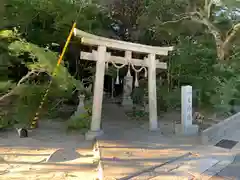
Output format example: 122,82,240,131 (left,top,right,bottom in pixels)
85,46,106,140
175,85,198,135
122,51,133,108
148,53,158,131
122,75,133,107
181,85,193,129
